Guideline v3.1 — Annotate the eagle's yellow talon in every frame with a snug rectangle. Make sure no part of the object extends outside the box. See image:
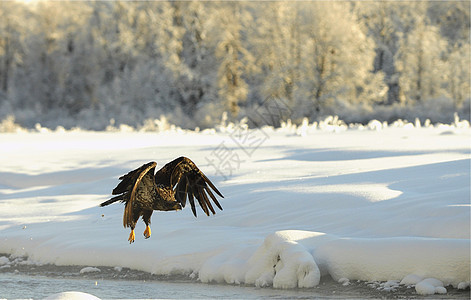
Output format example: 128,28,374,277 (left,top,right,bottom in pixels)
128,230,135,244
143,225,151,239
